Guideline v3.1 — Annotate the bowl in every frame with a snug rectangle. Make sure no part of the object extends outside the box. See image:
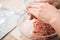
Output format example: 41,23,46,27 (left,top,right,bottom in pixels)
17,13,59,40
